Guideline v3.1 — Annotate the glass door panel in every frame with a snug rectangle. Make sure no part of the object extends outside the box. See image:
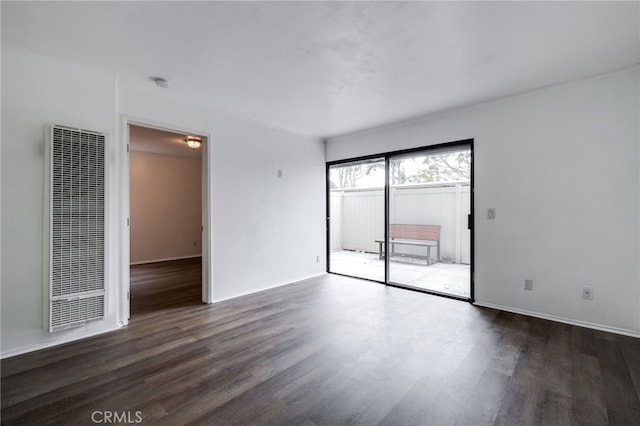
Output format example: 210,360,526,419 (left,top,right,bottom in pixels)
328,158,385,282
387,146,471,298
